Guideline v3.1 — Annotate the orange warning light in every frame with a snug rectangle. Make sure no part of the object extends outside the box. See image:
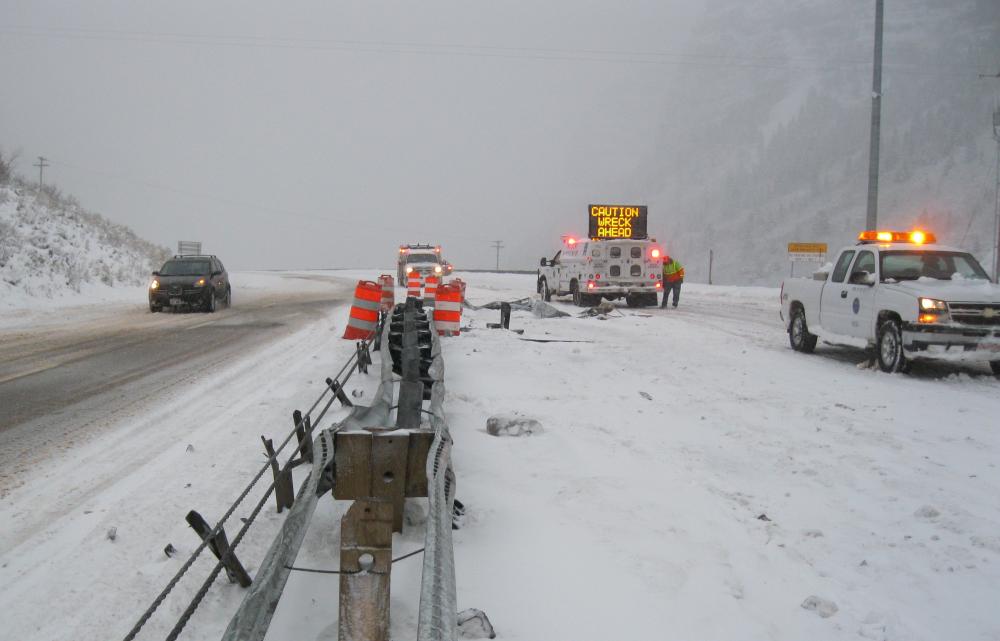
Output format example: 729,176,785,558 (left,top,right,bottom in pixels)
858,230,937,244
